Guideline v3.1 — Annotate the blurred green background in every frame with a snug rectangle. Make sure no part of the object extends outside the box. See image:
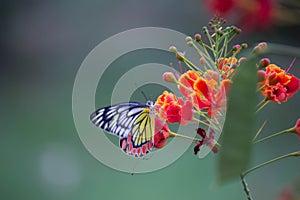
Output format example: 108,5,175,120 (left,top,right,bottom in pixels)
2,1,300,199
